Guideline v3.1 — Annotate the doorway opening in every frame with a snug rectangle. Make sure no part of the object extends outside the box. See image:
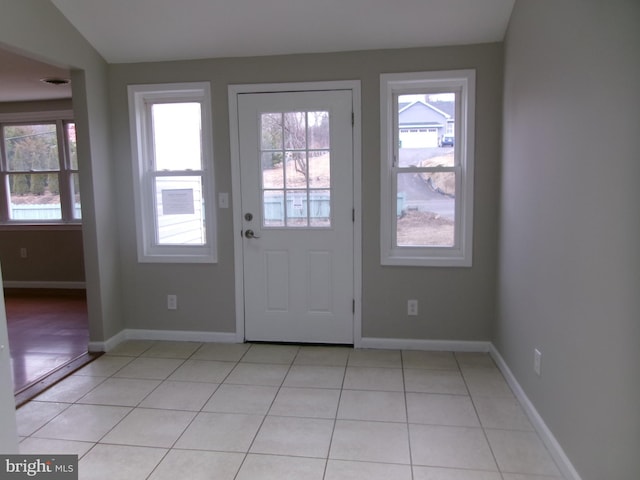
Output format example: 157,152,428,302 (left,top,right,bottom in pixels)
0,46,93,404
